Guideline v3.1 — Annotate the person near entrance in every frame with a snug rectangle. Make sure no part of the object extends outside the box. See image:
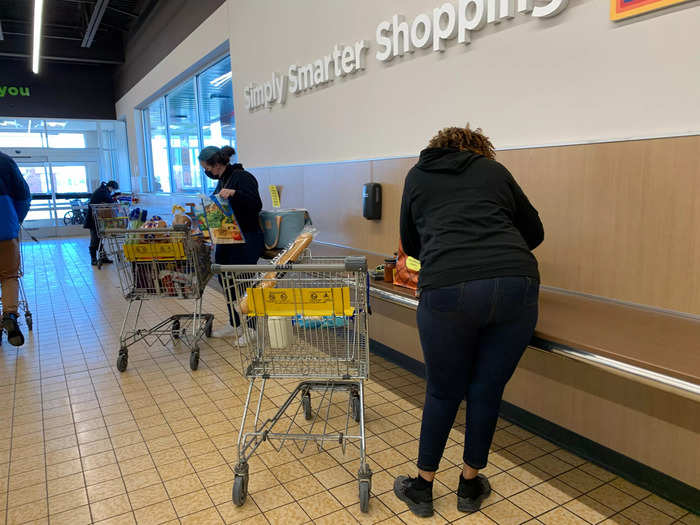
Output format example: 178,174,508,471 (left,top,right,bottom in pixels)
84,180,119,266
394,125,544,517
0,151,31,347
198,145,264,343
